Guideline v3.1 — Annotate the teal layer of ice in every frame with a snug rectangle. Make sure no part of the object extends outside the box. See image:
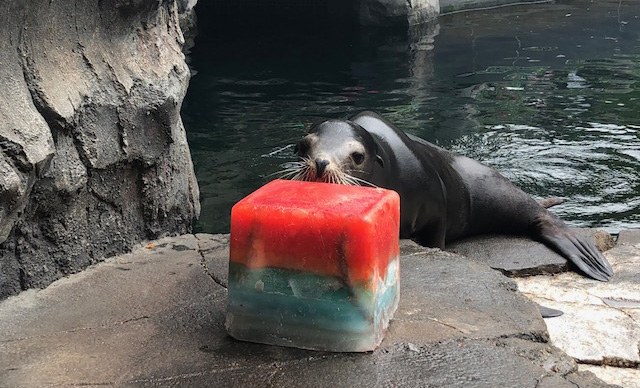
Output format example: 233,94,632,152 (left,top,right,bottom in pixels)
225,259,399,352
